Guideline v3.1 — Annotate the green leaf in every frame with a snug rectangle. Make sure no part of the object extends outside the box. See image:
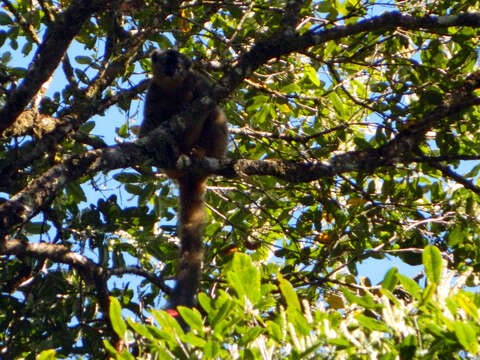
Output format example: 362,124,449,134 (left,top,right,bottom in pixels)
152,309,184,335
22,41,33,56
210,293,234,325
126,318,154,340
65,182,87,202
278,274,301,312
103,340,118,355
0,31,7,48
146,326,175,342
238,327,263,346
447,226,463,247
75,69,89,84
227,253,261,304
326,292,345,309
280,83,301,93
298,342,324,359
397,274,422,300
454,321,478,354
177,306,204,331
327,337,351,347
399,334,417,359
24,221,50,234
342,289,382,310
36,350,57,360
0,12,12,25
118,350,135,360
446,298,458,317
181,332,206,347
355,314,389,332
329,91,345,116
266,320,282,342
456,293,479,321
303,64,320,86
423,245,442,284
198,292,213,314
117,123,129,138
204,340,220,359
79,120,96,134
109,297,126,339
75,55,92,65
290,308,311,336
114,172,142,183
125,184,143,195
381,267,398,291
226,271,245,300
420,283,436,304
448,47,476,71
